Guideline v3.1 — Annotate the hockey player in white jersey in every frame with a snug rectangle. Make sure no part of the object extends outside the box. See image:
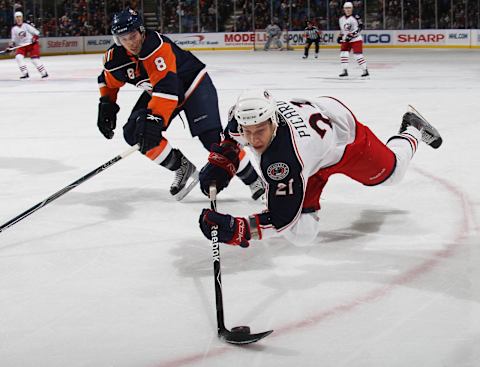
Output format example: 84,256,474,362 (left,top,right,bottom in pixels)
8,11,48,79
264,22,283,50
337,2,368,77
198,89,442,247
